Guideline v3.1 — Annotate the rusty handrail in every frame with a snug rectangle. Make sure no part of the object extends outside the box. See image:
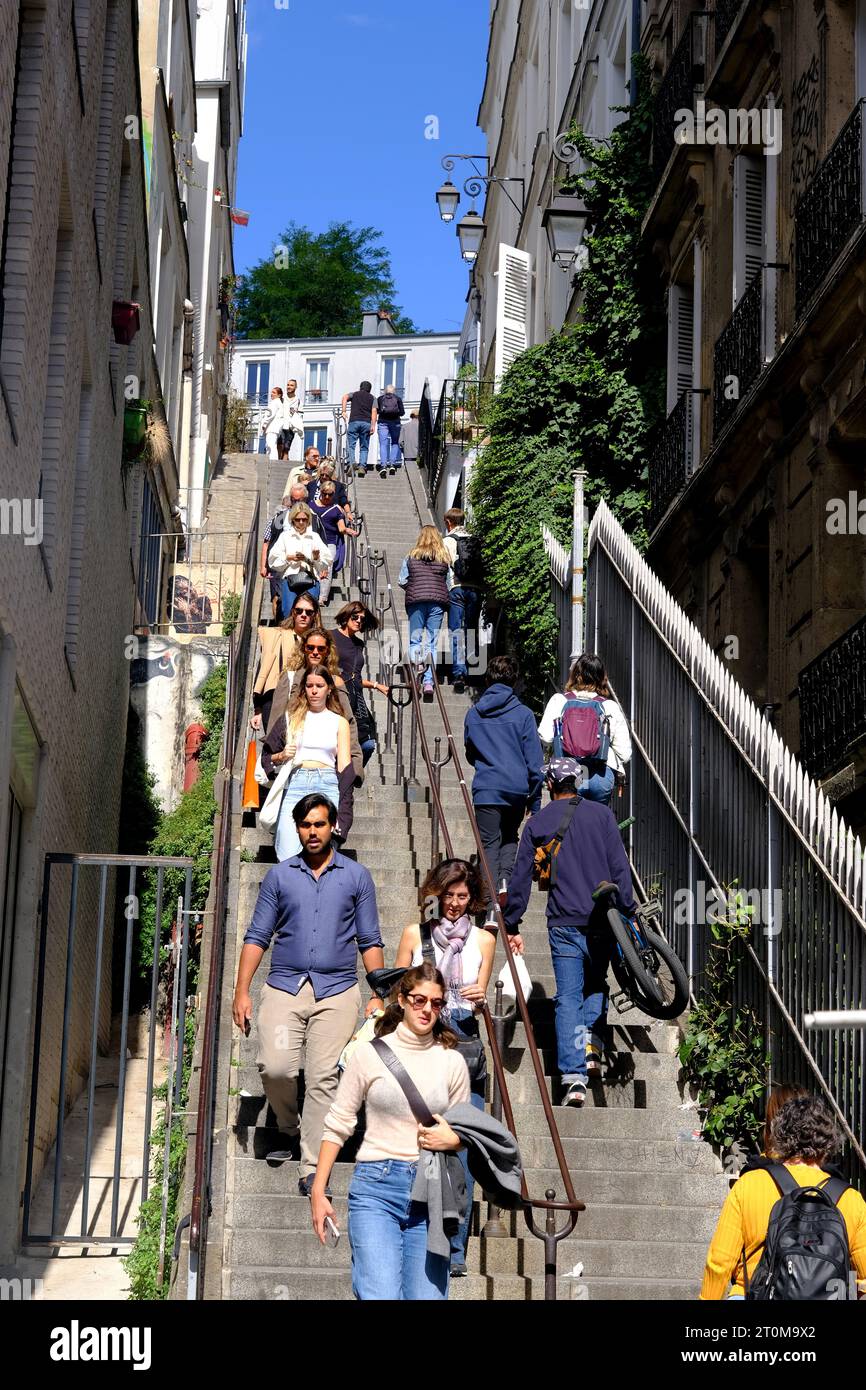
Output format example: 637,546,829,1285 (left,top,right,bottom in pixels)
188,491,260,1292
